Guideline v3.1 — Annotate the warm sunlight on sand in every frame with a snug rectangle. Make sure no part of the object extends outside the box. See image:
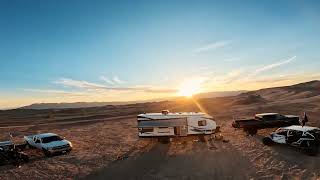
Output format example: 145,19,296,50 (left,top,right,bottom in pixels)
178,78,203,97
